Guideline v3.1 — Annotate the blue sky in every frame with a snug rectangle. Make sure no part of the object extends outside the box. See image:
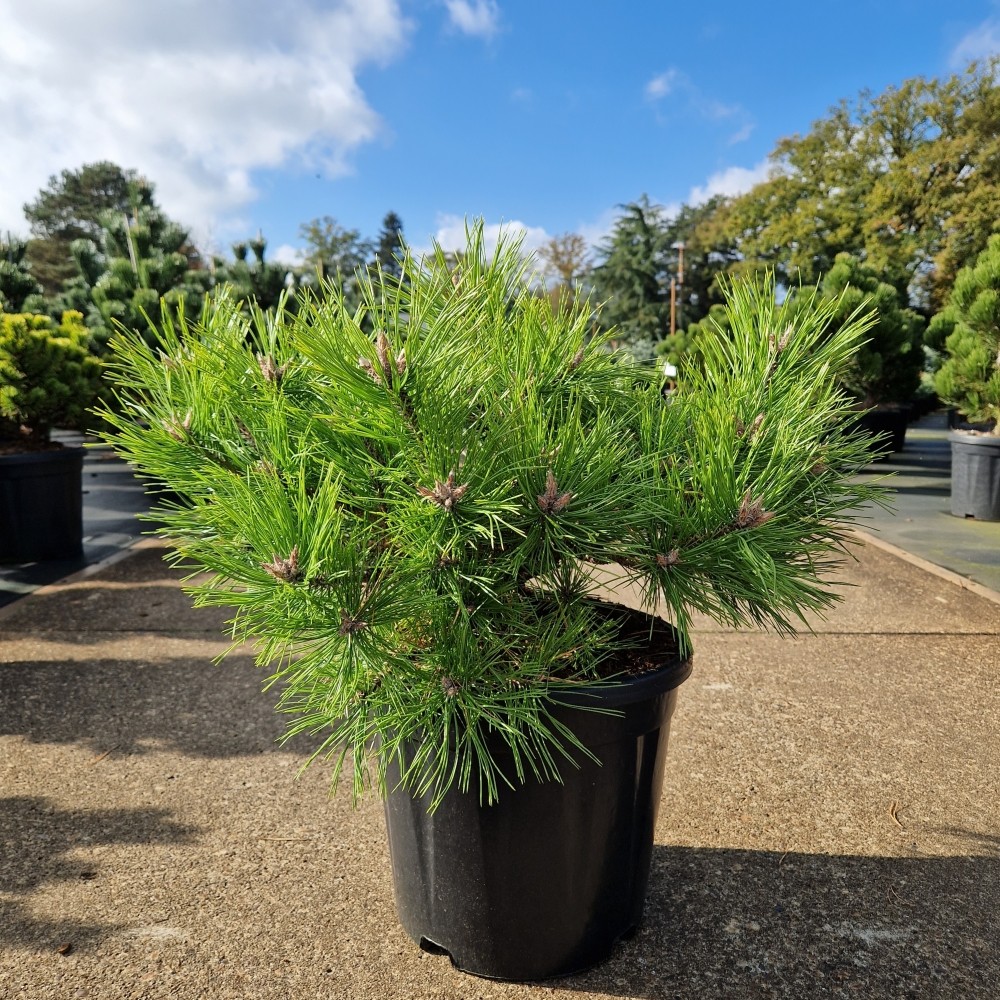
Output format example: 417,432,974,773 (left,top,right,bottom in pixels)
1,1,998,263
